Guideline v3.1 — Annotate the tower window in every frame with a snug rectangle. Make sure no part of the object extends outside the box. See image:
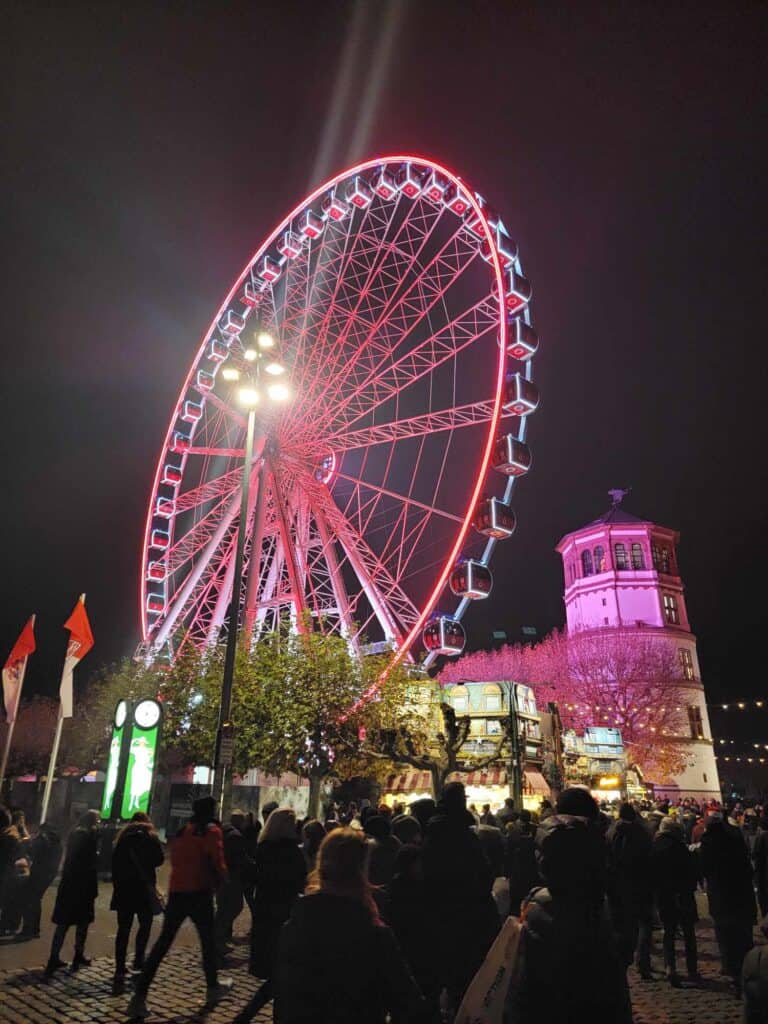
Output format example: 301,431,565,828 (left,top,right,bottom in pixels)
679,648,695,680
652,543,661,570
594,545,606,572
581,549,594,576
687,705,704,740
631,543,645,570
663,593,680,625
660,547,671,574
614,543,628,570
